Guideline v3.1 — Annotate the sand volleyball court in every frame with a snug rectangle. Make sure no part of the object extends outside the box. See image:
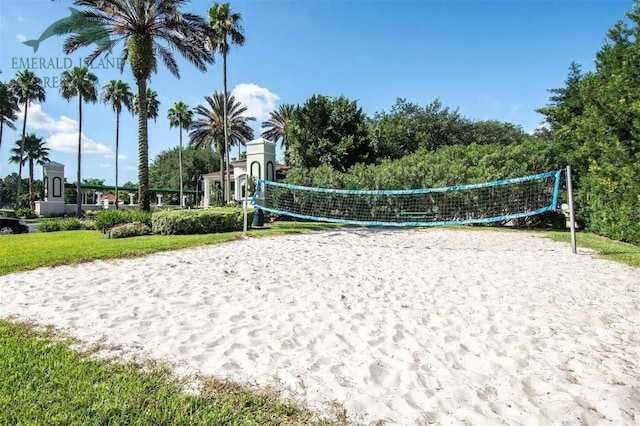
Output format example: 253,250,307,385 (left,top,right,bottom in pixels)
1,228,639,424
